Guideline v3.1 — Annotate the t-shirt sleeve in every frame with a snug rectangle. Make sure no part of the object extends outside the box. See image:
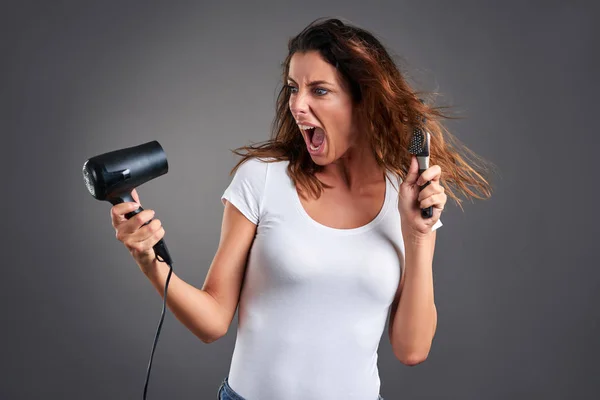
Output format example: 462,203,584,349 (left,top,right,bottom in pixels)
221,158,268,225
